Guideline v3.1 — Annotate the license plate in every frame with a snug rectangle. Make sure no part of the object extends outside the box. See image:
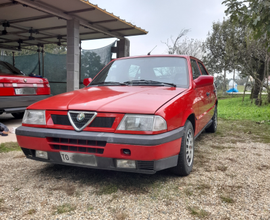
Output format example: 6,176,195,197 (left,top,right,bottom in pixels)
15,88,36,95
60,152,97,166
